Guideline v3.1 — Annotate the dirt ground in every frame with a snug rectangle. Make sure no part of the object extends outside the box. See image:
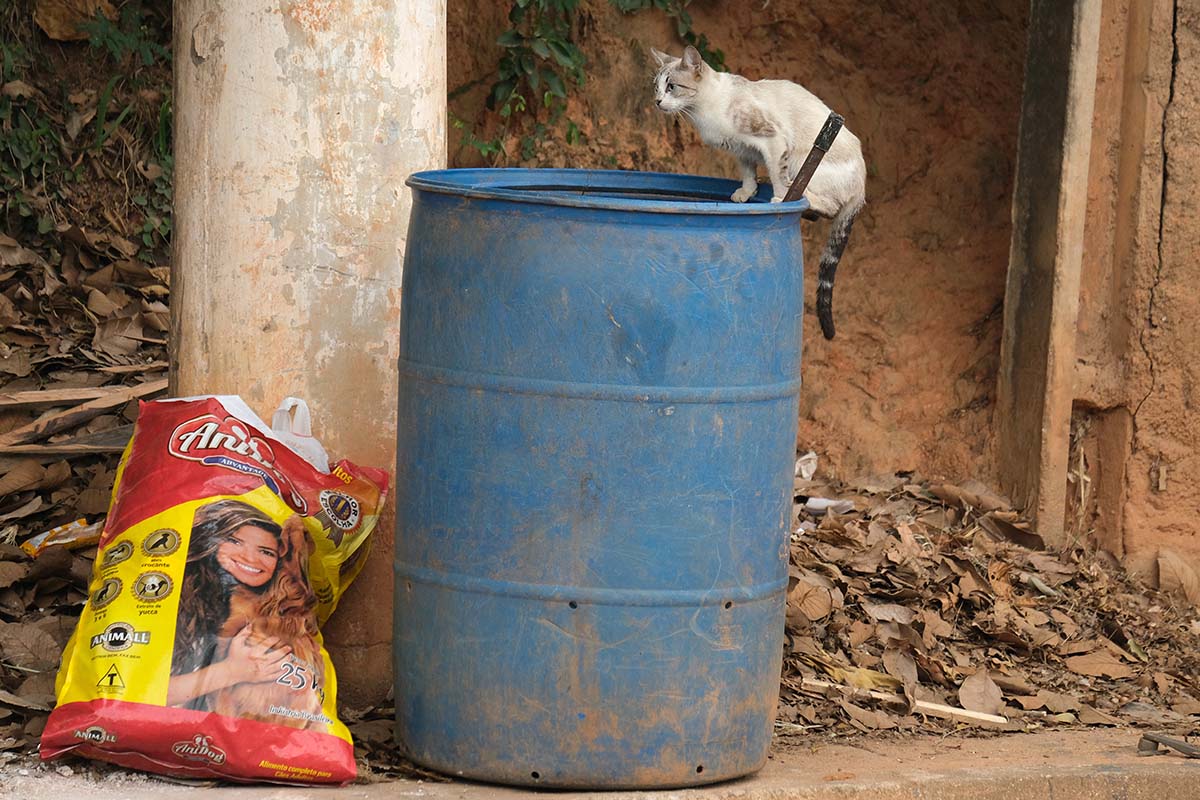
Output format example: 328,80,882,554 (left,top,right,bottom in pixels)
448,0,1029,484
3,729,1196,799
